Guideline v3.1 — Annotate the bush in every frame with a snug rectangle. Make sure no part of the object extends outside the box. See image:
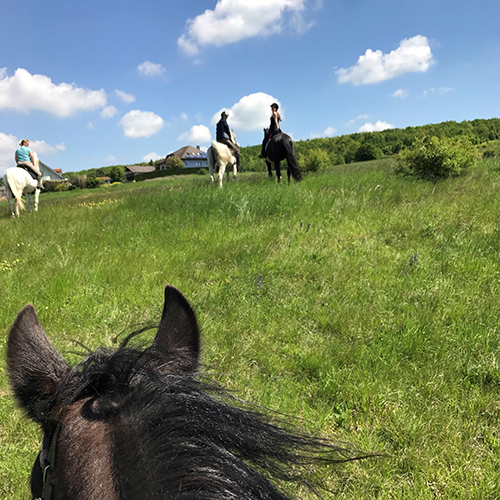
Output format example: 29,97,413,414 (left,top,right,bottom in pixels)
43,180,71,192
302,148,331,173
396,136,478,180
86,173,102,189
